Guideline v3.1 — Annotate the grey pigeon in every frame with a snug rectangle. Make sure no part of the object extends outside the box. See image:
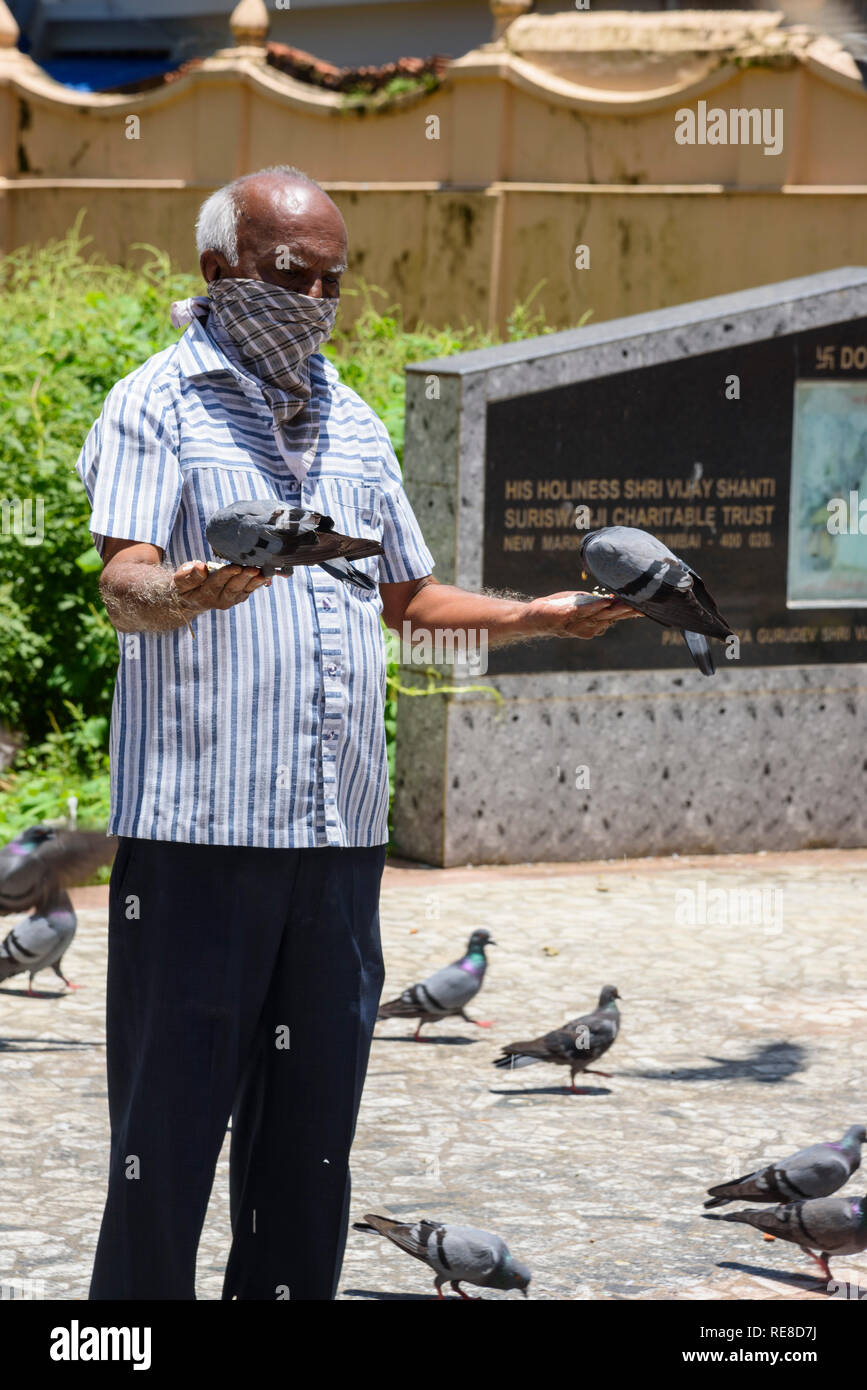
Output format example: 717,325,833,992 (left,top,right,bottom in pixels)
704,1192,867,1282
376,928,495,1040
353,1213,531,1299
493,984,621,1093
206,499,383,590
705,1125,866,1209
0,825,115,993
581,526,732,675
